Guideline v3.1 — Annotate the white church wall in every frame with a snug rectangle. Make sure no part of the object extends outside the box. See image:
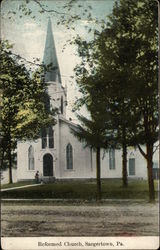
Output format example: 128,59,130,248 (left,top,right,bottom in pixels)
58,120,96,179
101,150,122,178
127,147,147,179
17,135,158,181
17,137,50,180
17,140,40,180
100,146,158,180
